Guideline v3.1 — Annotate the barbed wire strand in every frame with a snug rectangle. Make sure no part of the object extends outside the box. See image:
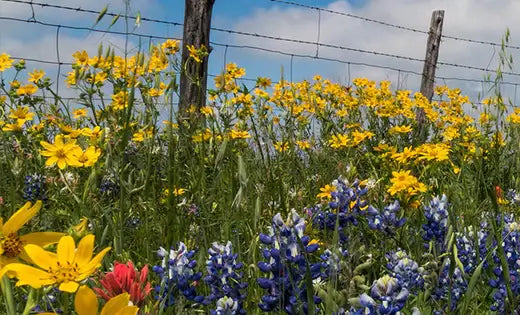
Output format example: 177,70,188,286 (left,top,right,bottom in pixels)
1,9,520,78
268,0,520,50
